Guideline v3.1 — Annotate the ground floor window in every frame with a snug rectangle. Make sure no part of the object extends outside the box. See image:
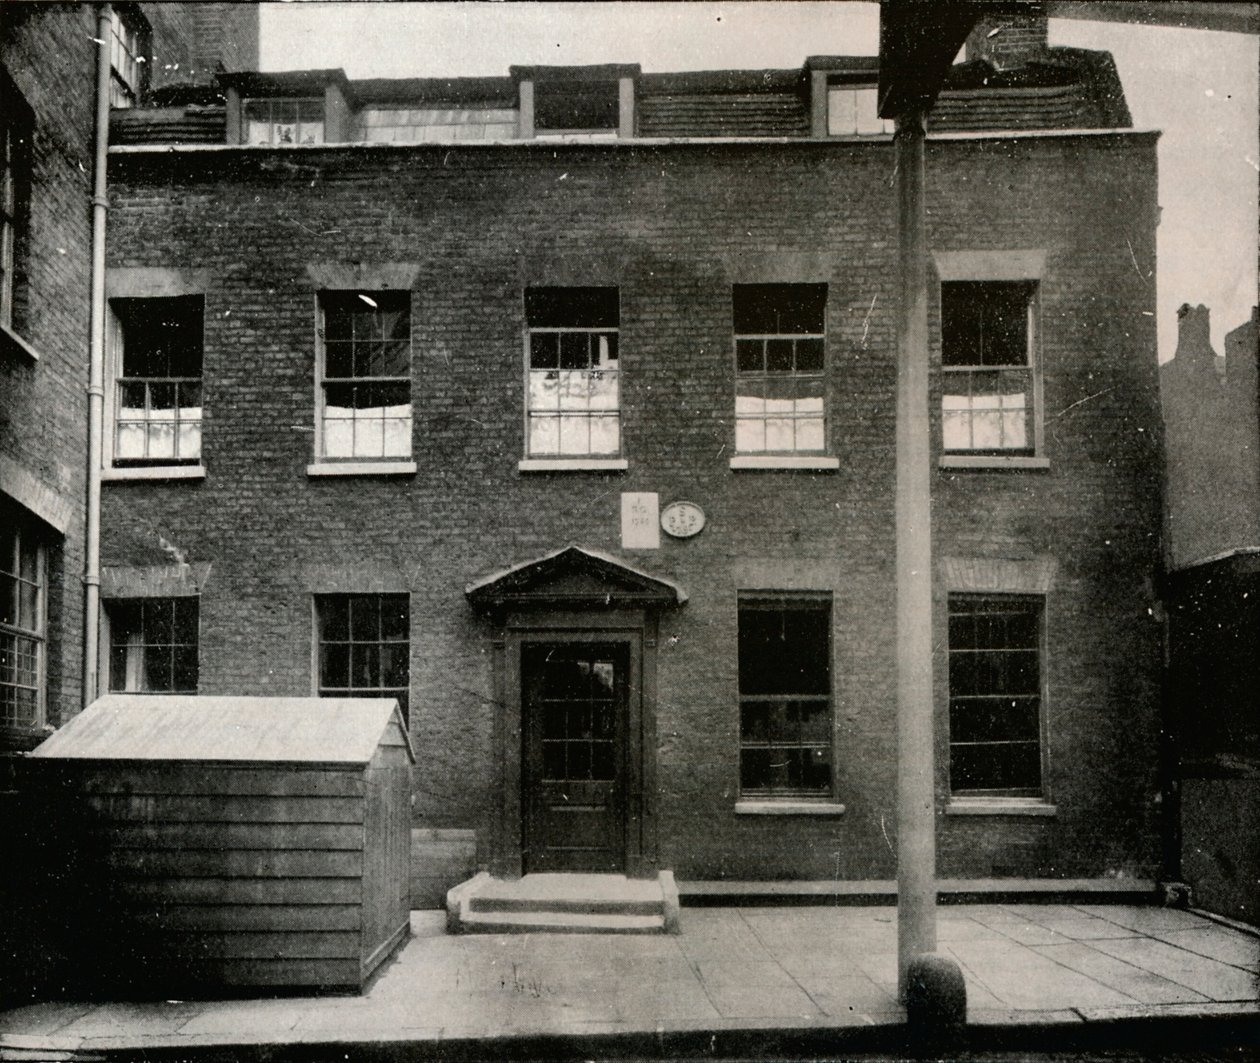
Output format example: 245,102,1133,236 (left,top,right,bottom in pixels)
108,597,199,693
948,594,1044,796
738,595,832,797
316,594,410,723
1,504,46,729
